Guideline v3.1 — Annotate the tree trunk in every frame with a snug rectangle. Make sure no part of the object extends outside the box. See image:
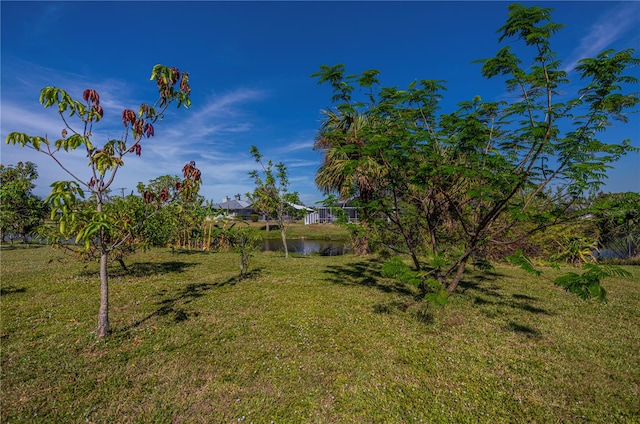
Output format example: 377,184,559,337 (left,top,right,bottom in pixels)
446,255,471,294
352,232,370,255
97,248,109,337
96,195,109,338
281,225,289,259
